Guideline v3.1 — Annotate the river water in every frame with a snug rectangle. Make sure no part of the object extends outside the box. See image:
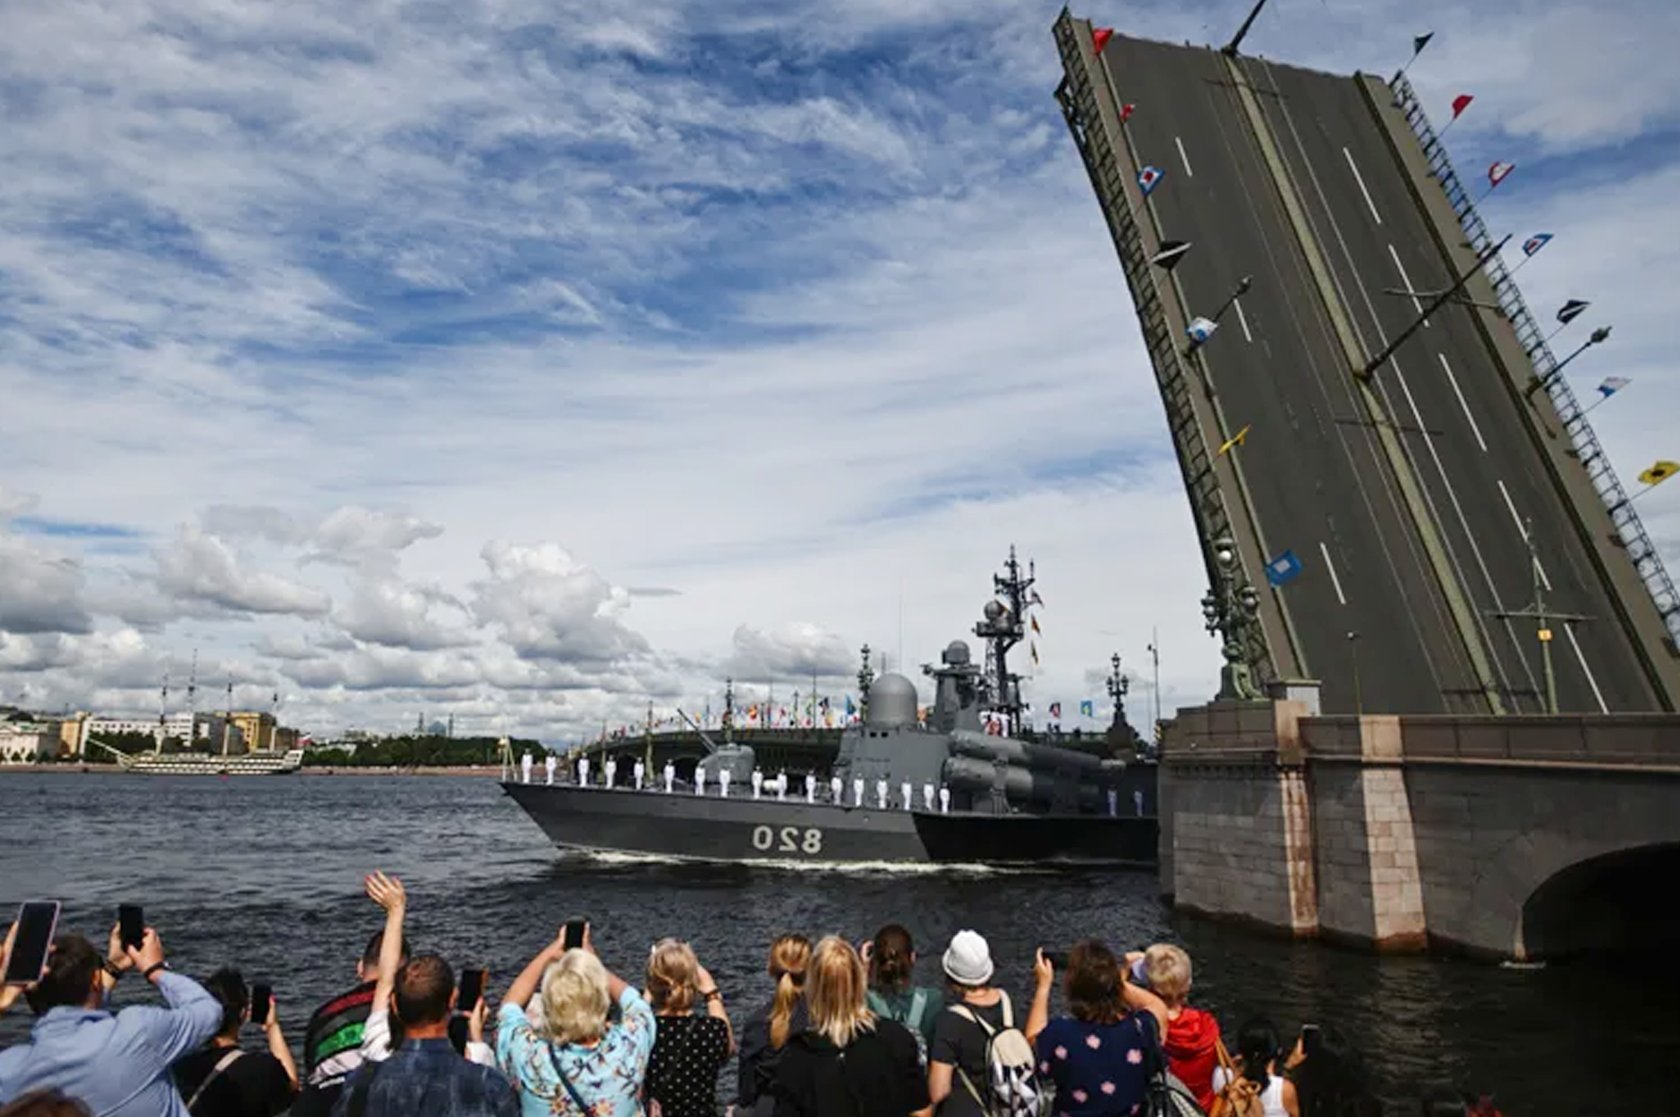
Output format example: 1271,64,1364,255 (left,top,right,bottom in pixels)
0,772,1671,1113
